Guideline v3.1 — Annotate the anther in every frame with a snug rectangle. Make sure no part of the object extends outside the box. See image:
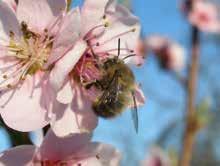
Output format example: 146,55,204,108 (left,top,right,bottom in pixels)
132,28,136,32
20,77,26,81
96,154,100,159
77,163,81,166
44,29,48,33
96,42,100,47
9,31,14,38
103,15,106,19
3,75,7,79
104,22,109,27
7,84,12,89
130,50,134,53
